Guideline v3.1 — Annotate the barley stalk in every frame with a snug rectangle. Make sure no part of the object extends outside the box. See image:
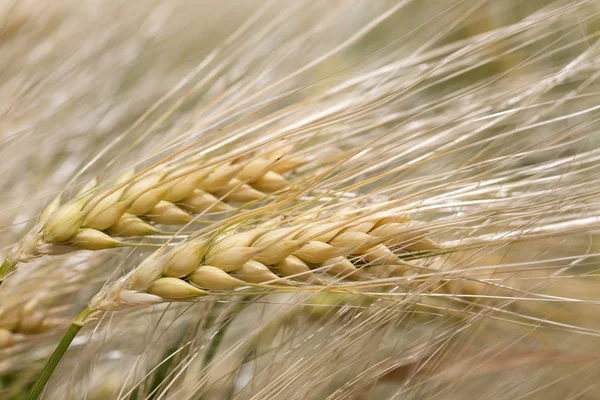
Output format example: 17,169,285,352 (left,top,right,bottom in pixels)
26,307,91,400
